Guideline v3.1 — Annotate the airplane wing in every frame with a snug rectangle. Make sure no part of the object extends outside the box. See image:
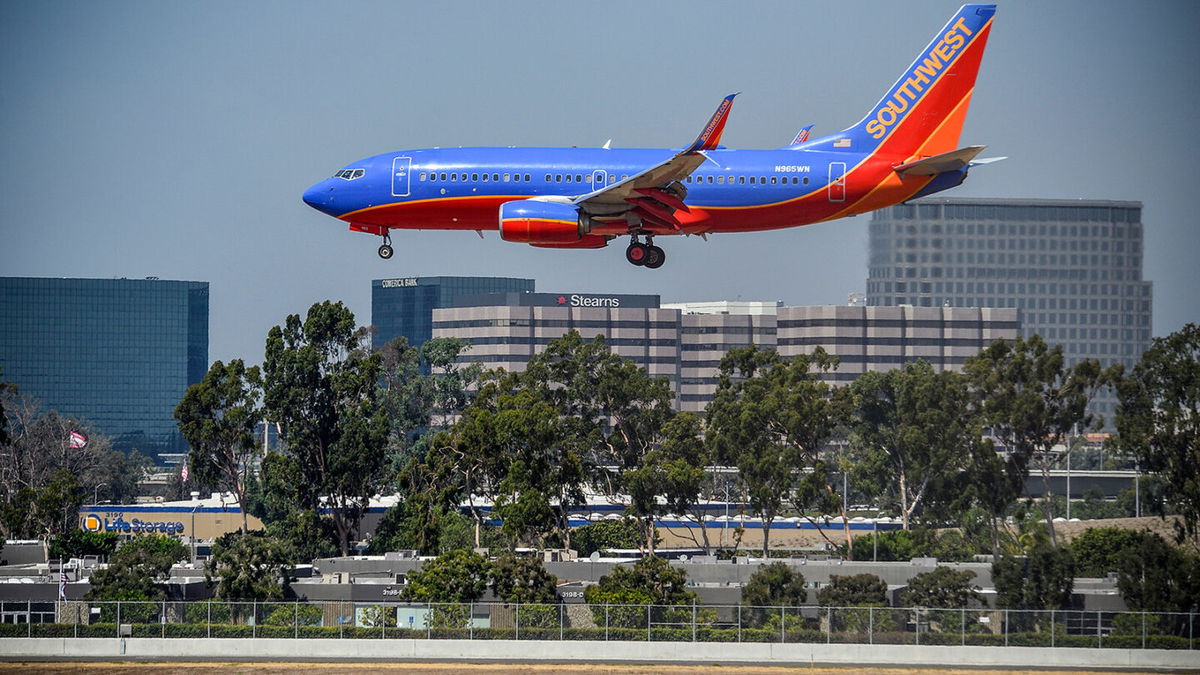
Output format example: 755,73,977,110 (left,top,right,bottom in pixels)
573,94,737,224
